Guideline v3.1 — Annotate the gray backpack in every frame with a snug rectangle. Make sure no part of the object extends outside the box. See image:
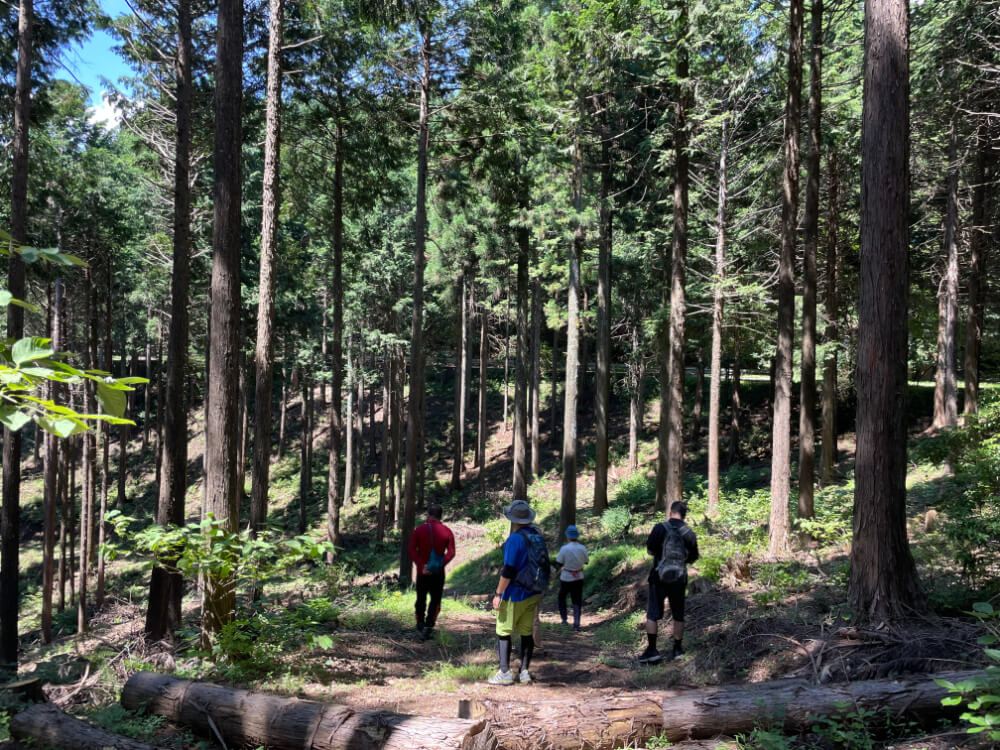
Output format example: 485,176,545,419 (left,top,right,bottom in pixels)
655,522,689,585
